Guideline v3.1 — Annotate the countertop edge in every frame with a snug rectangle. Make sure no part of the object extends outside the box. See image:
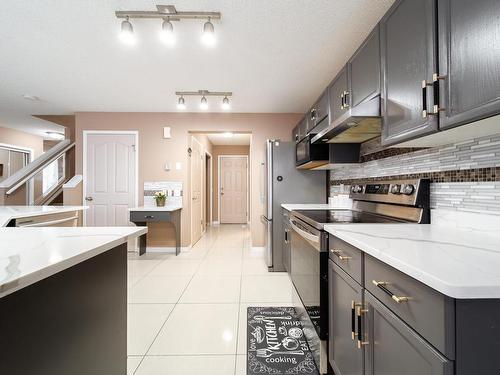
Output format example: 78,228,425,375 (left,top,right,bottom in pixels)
0,206,88,227
0,227,147,299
